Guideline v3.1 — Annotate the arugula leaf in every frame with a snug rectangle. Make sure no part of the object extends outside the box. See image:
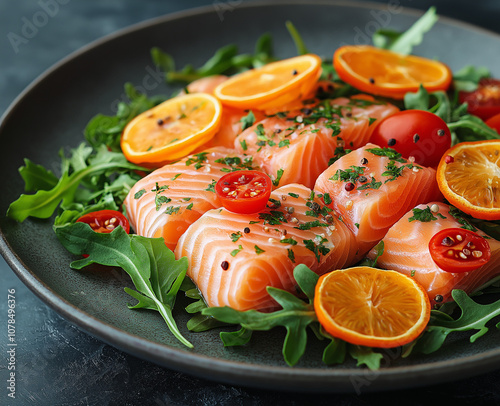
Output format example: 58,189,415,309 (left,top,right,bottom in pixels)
413,289,500,354
18,158,59,192
448,114,500,142
373,7,438,55
349,345,384,370
85,83,165,151
453,65,491,92
153,33,275,84
202,264,319,366
7,145,147,222
54,222,192,348
285,20,309,55
358,241,384,268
